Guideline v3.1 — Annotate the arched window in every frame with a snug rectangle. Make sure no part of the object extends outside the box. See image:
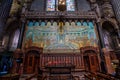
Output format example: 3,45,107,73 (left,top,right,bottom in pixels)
46,0,75,11
102,21,119,50
10,29,20,51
